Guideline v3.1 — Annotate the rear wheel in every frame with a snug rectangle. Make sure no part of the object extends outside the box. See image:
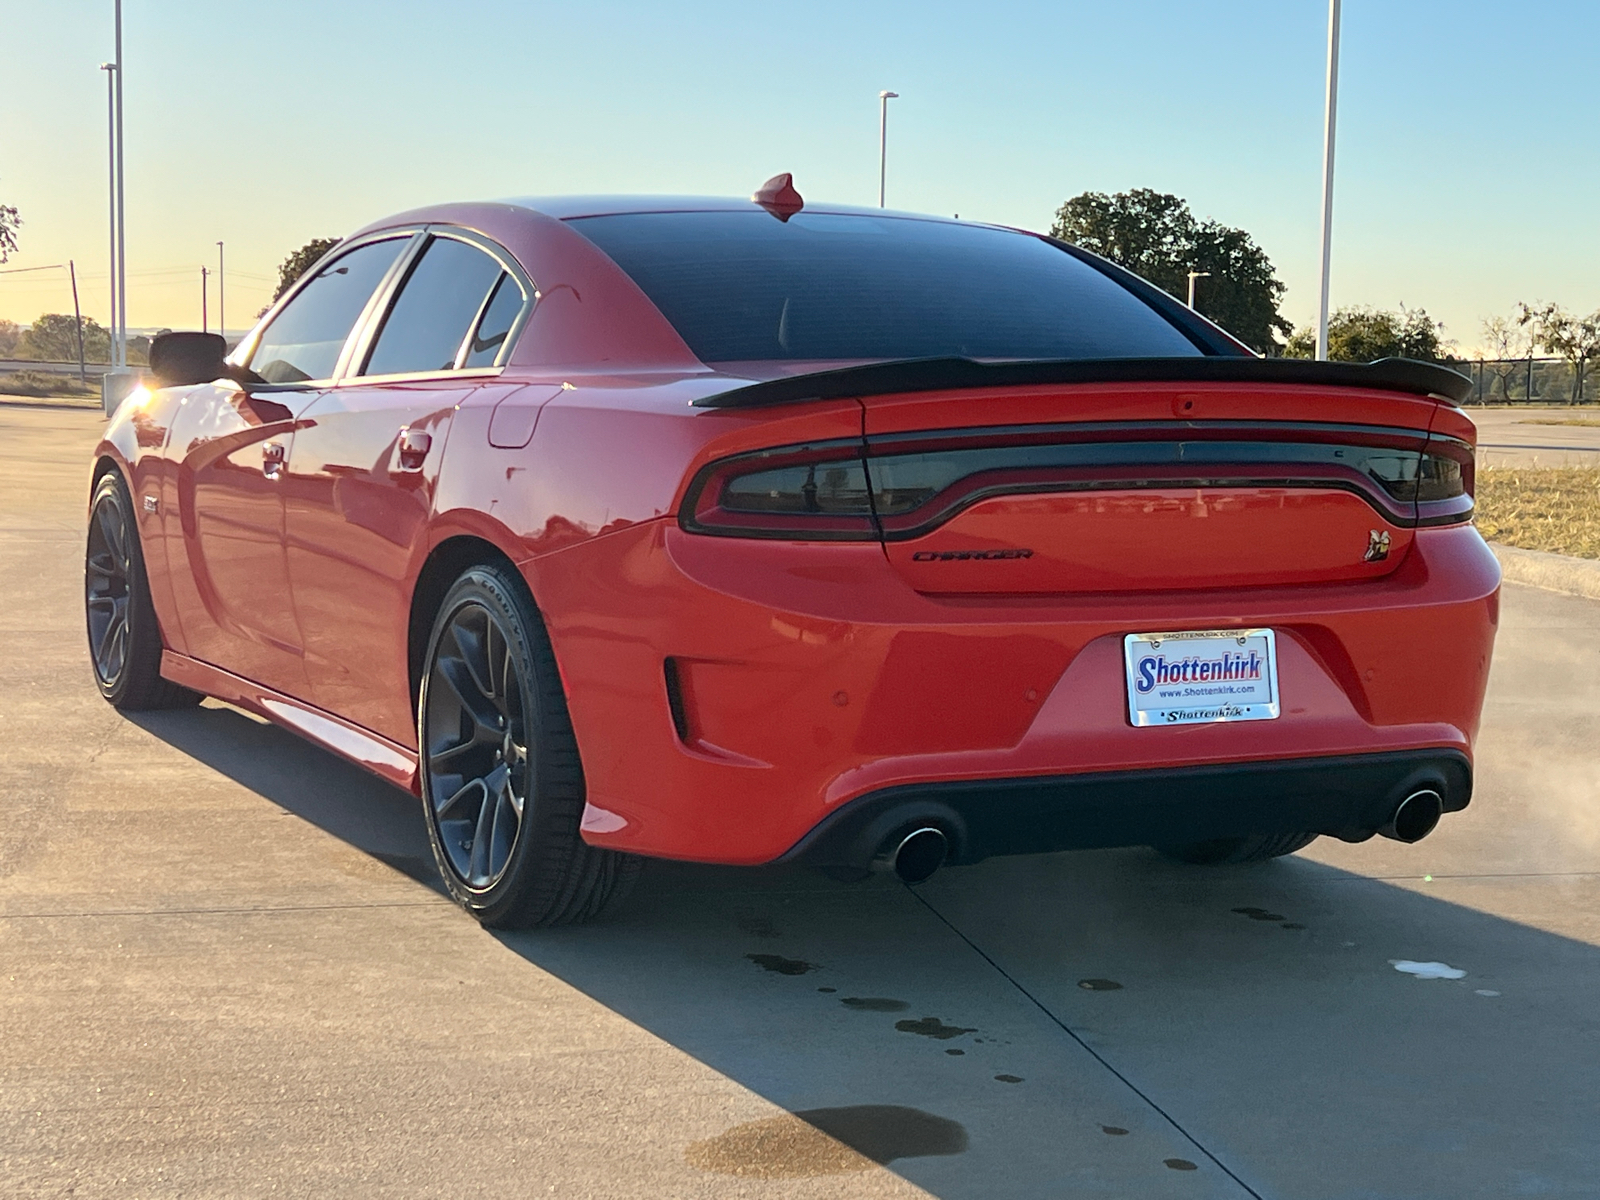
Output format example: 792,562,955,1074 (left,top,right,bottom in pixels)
85,472,201,711
418,564,638,928
1156,831,1319,865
